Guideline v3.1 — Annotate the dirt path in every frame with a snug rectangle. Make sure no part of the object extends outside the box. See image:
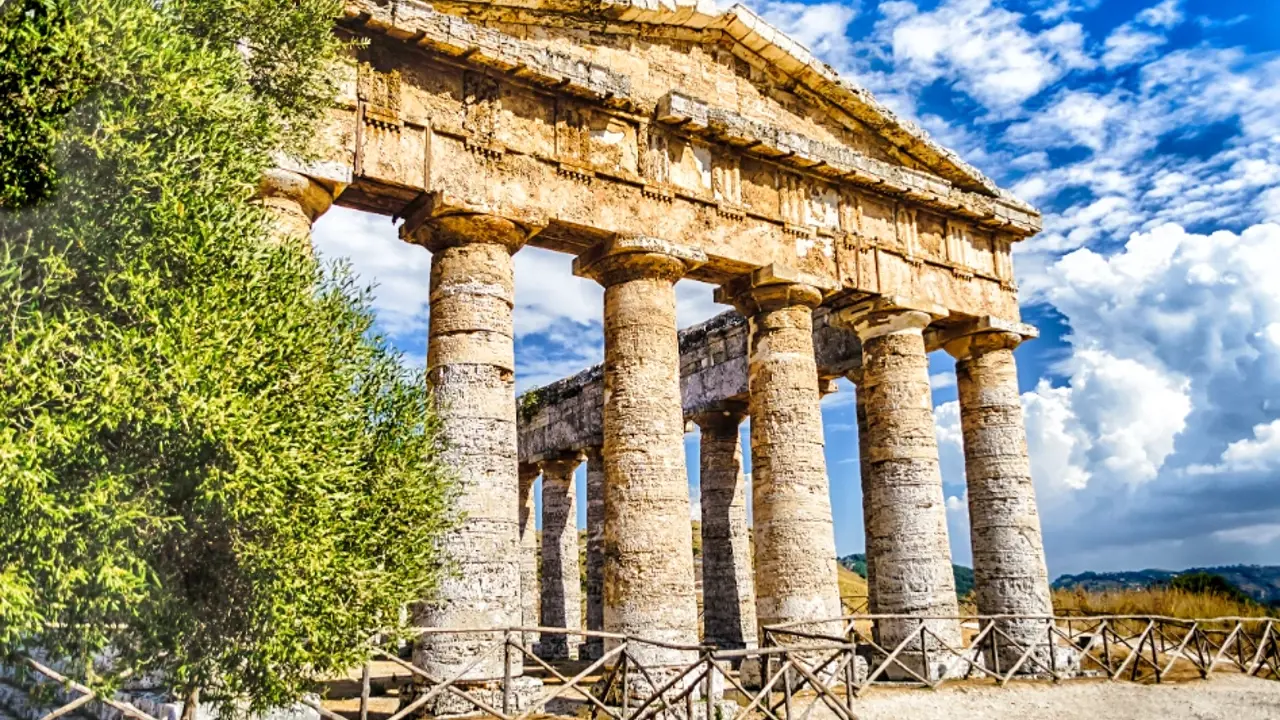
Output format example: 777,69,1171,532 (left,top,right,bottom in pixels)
836,675,1280,720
